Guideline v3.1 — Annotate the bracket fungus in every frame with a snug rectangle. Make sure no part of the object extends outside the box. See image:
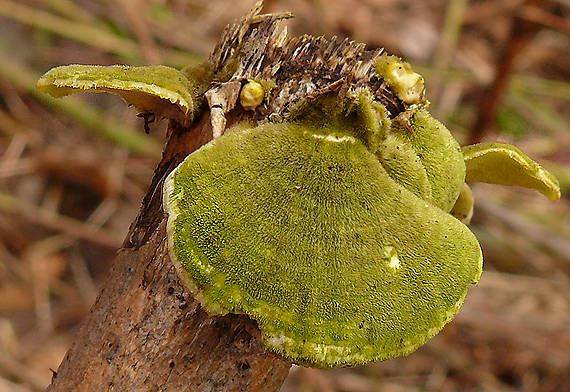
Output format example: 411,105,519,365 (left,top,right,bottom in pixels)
37,22,561,370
